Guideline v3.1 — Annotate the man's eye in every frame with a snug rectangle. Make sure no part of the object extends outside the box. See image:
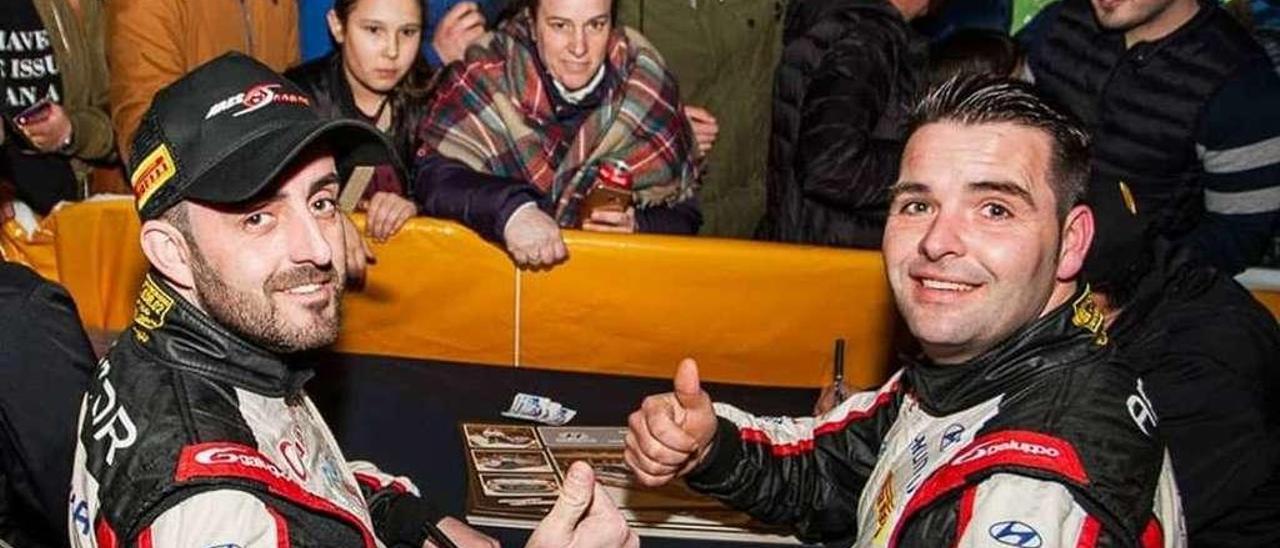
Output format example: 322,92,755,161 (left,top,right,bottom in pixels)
243,212,273,229
401,28,420,38
364,25,382,34
589,20,608,30
897,201,930,215
312,197,338,214
550,21,567,30
982,203,1012,219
